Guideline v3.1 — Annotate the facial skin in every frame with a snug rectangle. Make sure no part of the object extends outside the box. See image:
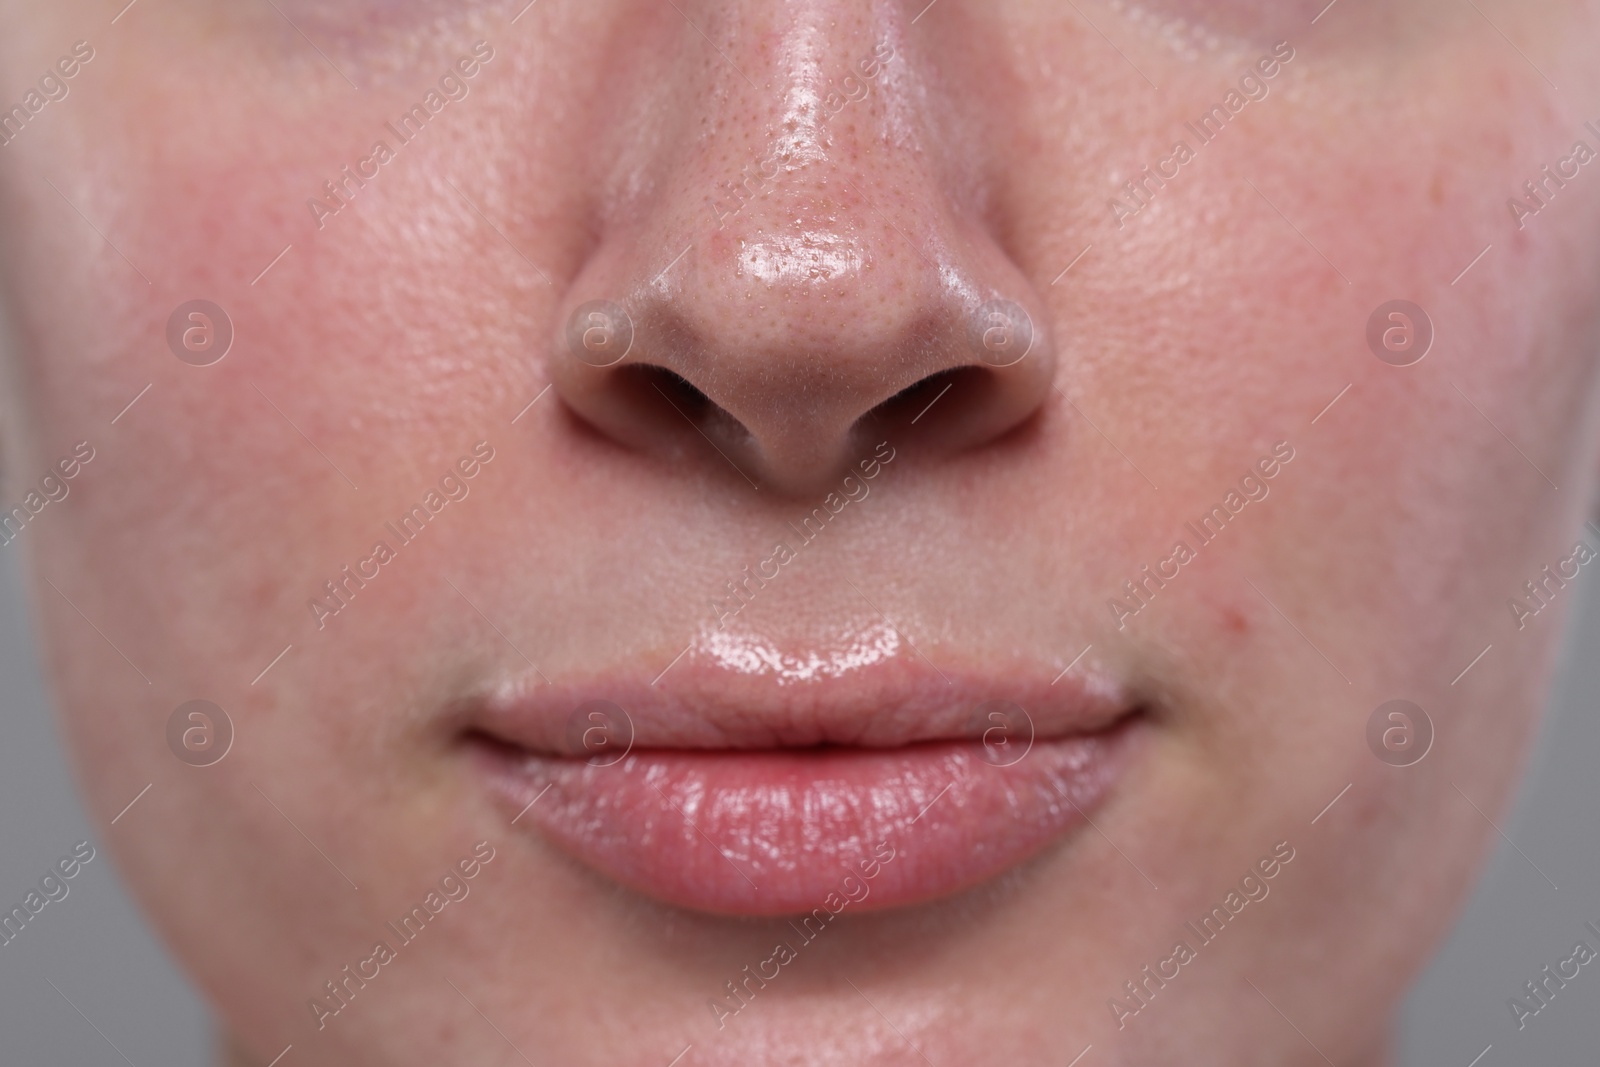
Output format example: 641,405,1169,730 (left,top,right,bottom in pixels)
3,0,1600,1064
